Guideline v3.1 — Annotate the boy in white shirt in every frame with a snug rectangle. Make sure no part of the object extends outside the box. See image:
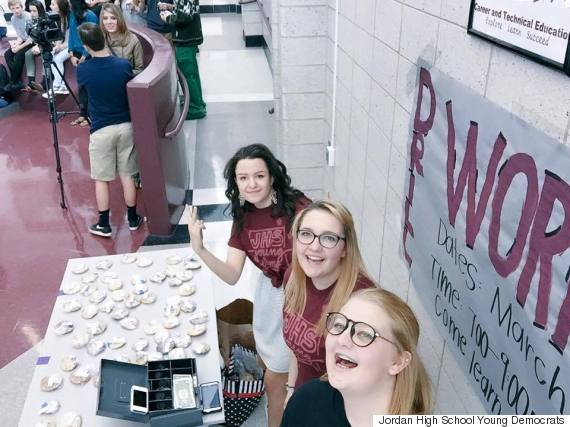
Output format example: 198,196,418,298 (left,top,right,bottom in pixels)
3,0,32,92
